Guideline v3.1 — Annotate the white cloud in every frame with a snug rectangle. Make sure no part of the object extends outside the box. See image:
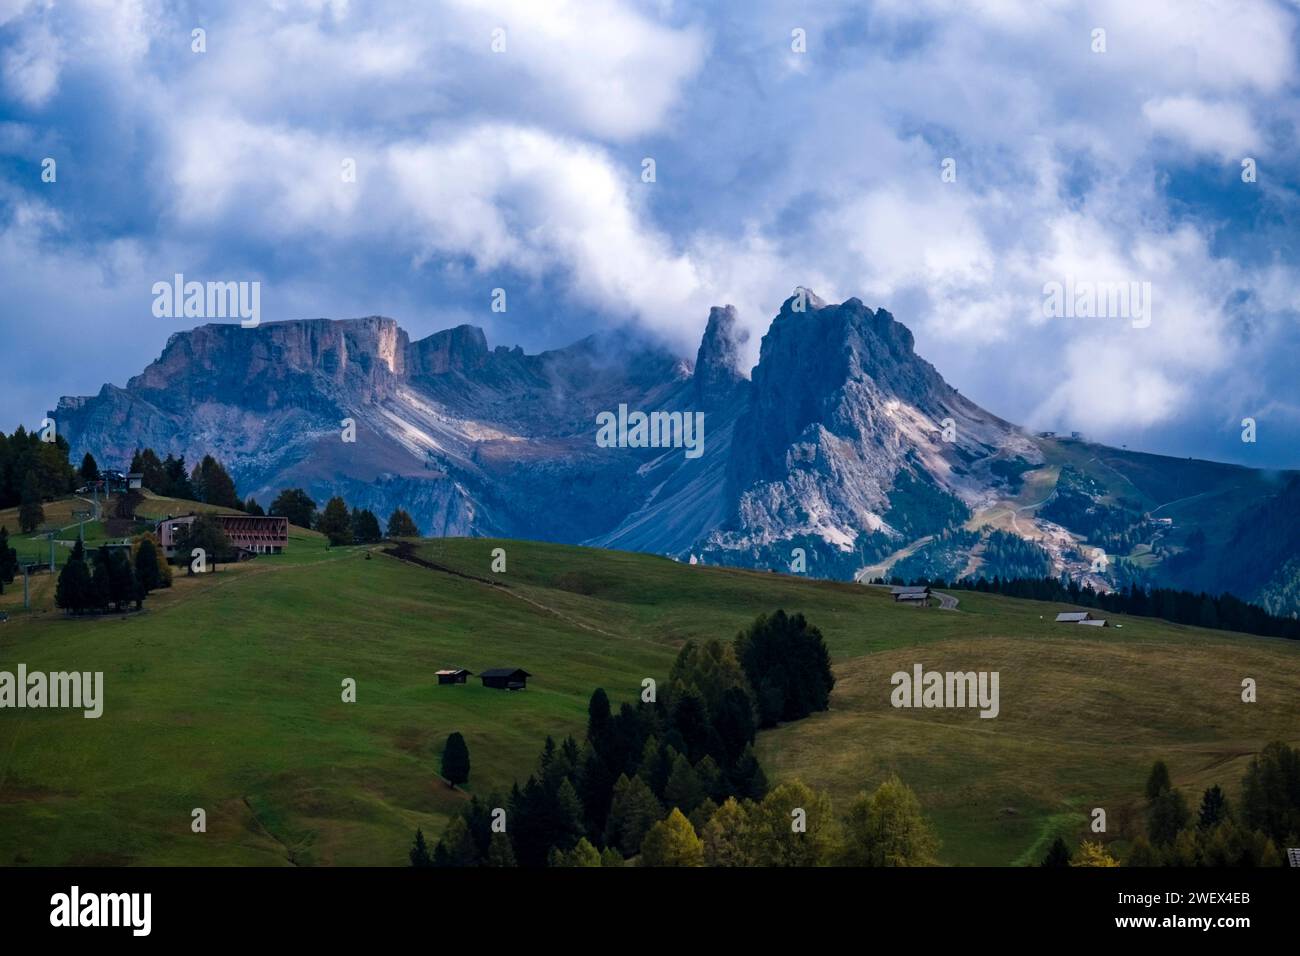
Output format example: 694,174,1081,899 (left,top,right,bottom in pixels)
2,22,62,106
1142,96,1261,160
